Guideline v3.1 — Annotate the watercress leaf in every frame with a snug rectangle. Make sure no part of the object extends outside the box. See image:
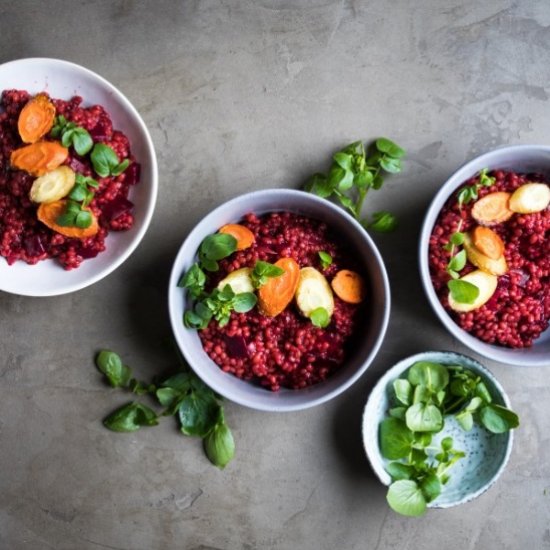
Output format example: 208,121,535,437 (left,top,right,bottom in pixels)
441,436,453,451
184,310,208,329
162,372,192,393
375,138,406,159
111,158,130,176
91,143,119,177
410,448,428,467
200,256,219,272
372,174,384,190
435,390,446,406
334,192,356,214
305,173,333,198
393,379,412,406
465,396,483,412
479,168,496,187
61,128,75,148
413,384,431,404
200,233,238,261
389,406,407,420
318,251,332,270
337,168,355,192
310,307,330,328
355,169,373,189
328,165,346,189
379,417,414,459
475,381,492,403
419,473,441,503
450,231,466,246
386,479,427,517
408,361,449,393
448,269,459,280
204,420,235,469
103,402,159,432
456,411,474,431
232,292,257,313
333,152,353,171
179,263,207,294
448,279,480,304
379,156,402,174
75,210,92,229
386,462,414,481
457,187,470,206
368,211,398,233
414,432,432,448
479,404,519,434
406,402,443,432
450,377,473,397
448,249,467,272
96,350,132,388
195,301,214,321
72,128,93,156
178,392,220,437
68,183,88,202
251,260,284,287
